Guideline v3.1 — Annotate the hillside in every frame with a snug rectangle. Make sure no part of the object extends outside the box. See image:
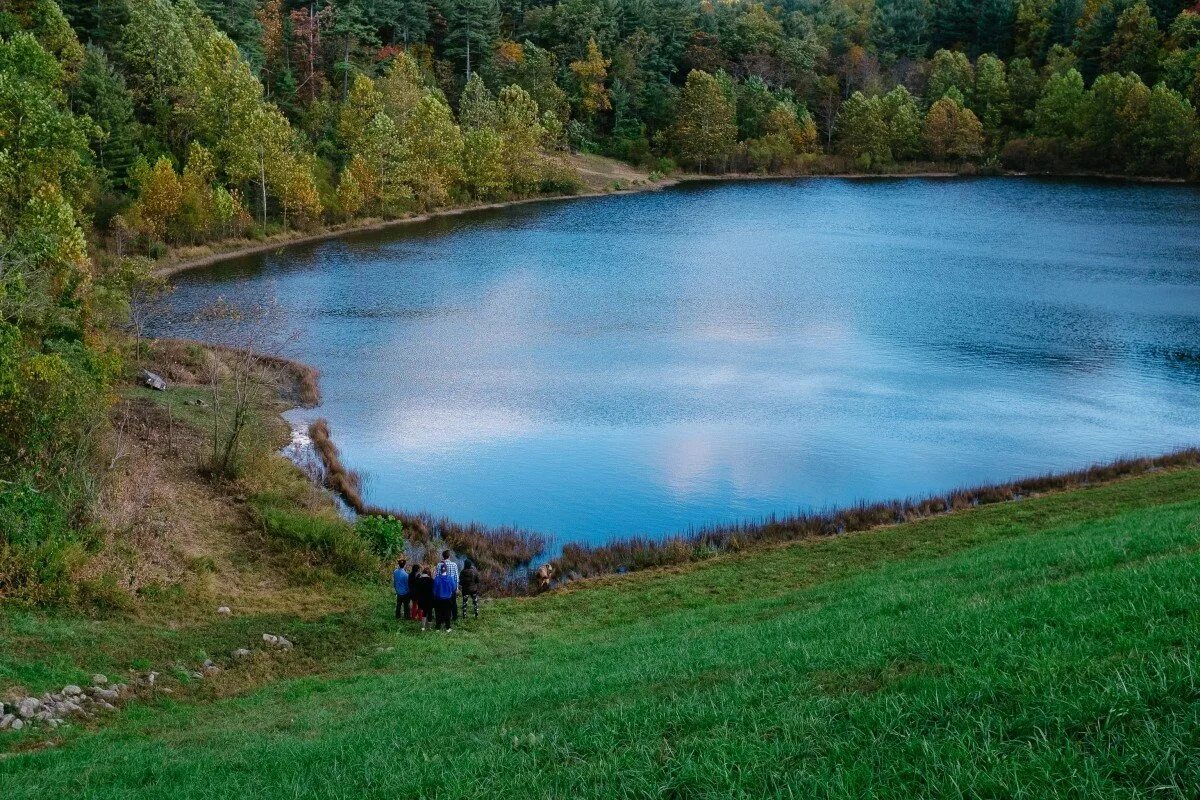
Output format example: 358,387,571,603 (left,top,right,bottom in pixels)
3,465,1199,797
